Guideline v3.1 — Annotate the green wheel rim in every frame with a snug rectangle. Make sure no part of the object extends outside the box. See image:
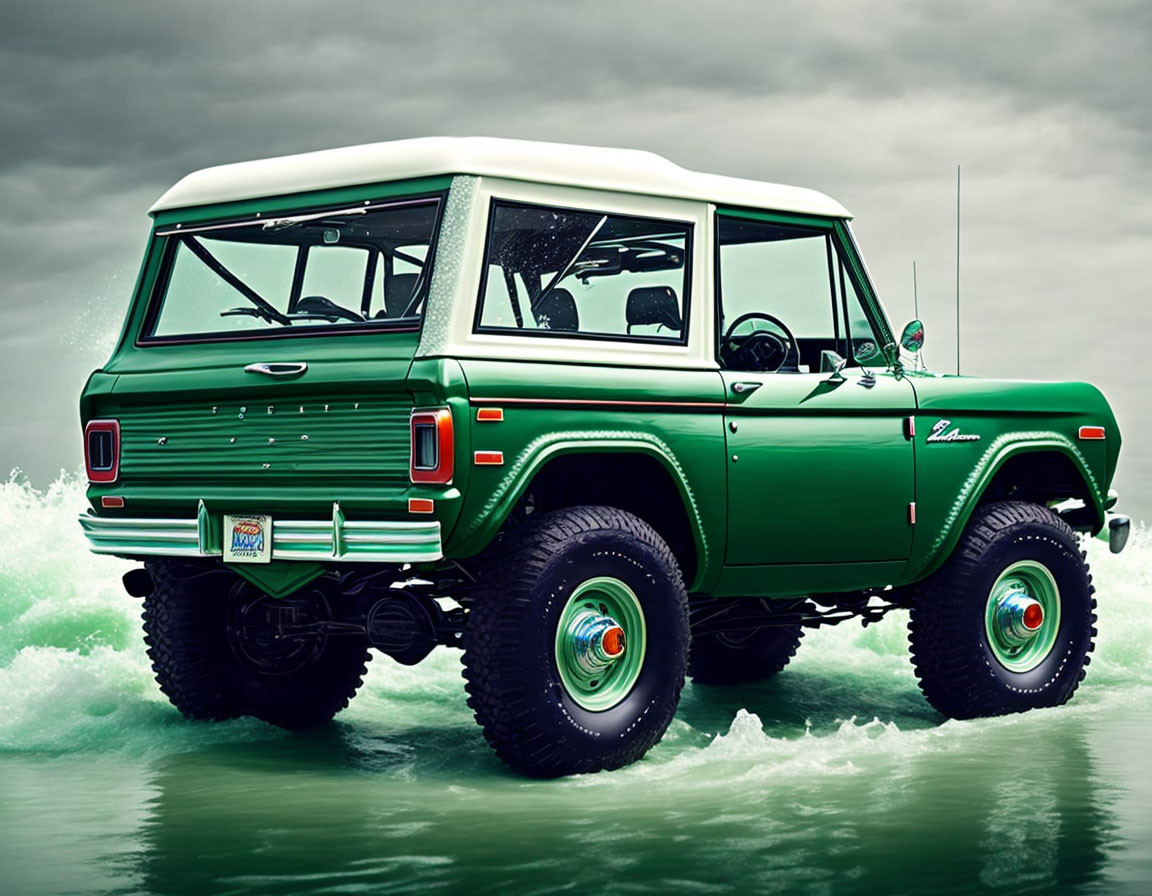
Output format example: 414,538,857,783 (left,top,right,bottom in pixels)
554,576,647,711
984,560,1061,673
